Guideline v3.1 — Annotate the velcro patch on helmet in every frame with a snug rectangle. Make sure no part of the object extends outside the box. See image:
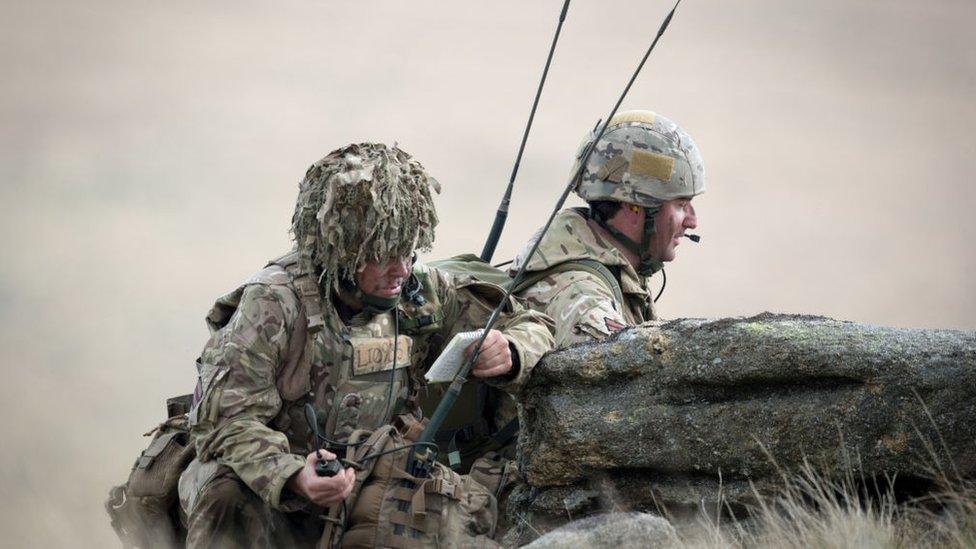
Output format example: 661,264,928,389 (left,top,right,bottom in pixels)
595,154,629,183
630,150,674,182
